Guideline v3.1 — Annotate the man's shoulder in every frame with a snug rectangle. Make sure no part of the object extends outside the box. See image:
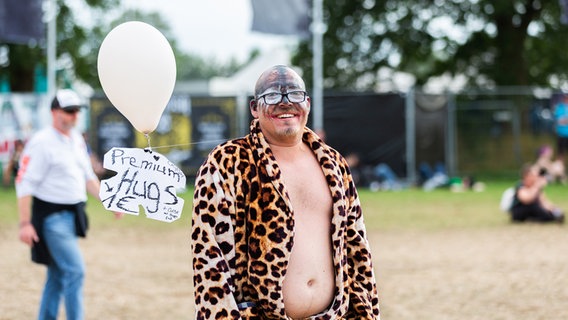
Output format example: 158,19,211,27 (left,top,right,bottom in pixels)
204,137,252,164
211,137,250,153
312,139,344,163
196,137,256,184
26,127,54,146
